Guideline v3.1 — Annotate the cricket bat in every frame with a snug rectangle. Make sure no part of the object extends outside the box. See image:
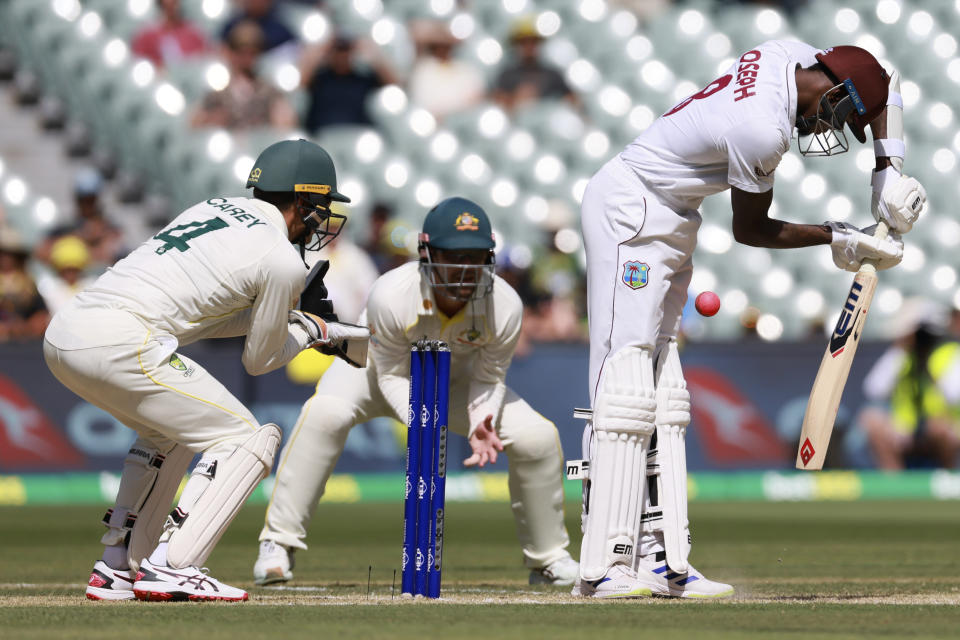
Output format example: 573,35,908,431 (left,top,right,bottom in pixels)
796,70,904,470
